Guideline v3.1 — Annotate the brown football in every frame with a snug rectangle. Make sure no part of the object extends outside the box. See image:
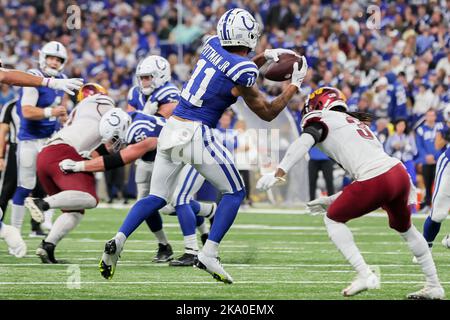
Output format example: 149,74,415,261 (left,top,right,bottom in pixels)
264,54,303,82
